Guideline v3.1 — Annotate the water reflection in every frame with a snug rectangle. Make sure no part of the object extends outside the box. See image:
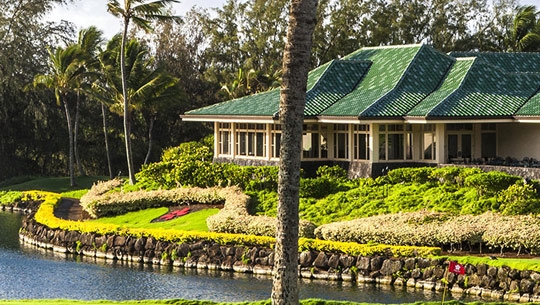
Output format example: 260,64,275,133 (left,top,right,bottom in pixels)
0,212,481,302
